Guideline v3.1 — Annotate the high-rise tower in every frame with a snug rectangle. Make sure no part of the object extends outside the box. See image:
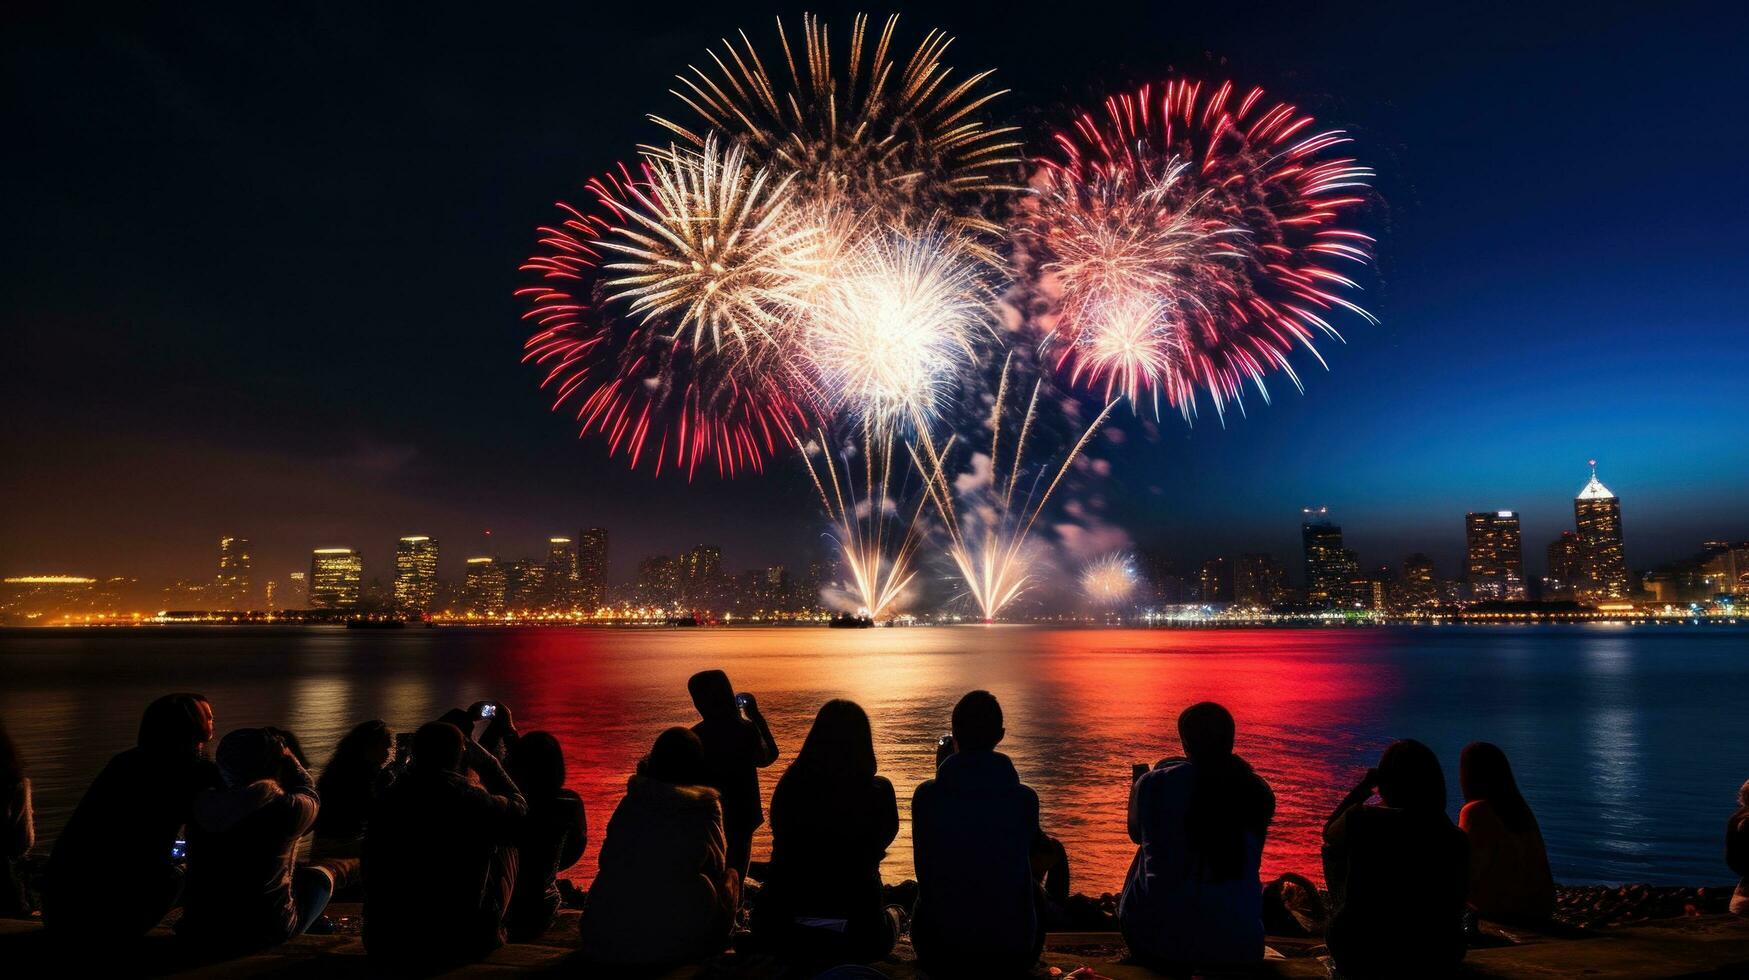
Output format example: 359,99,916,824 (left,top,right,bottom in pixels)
1575,460,1628,598
577,527,609,610
1465,511,1526,600
393,536,439,612
215,536,252,610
